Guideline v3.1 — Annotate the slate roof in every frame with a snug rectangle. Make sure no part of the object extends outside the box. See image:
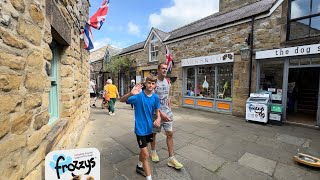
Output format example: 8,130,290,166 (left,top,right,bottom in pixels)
119,0,276,54
90,45,122,63
166,0,275,41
